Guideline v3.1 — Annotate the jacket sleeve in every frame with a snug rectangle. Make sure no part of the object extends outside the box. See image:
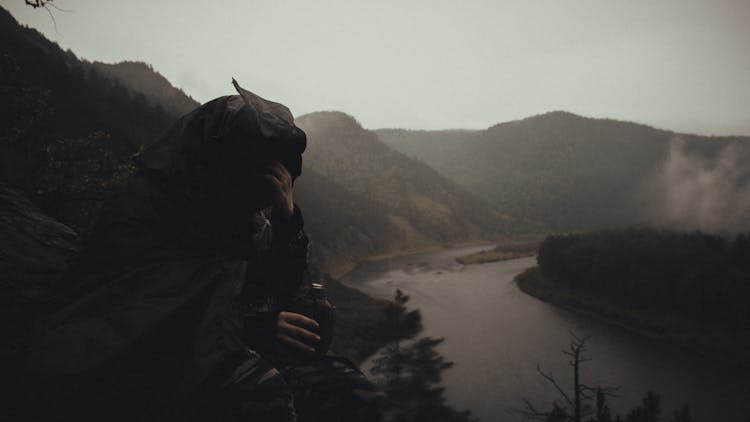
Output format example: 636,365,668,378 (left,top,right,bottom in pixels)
265,203,310,292
240,204,310,352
